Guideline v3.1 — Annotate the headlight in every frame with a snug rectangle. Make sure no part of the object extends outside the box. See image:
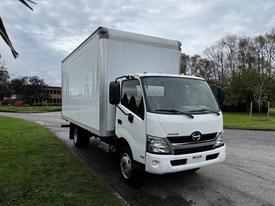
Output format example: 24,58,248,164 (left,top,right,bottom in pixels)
146,135,171,154
214,130,224,148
